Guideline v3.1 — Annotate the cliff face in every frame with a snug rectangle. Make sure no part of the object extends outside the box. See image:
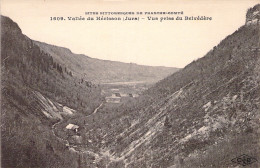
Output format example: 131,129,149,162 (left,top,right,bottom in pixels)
246,4,260,25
